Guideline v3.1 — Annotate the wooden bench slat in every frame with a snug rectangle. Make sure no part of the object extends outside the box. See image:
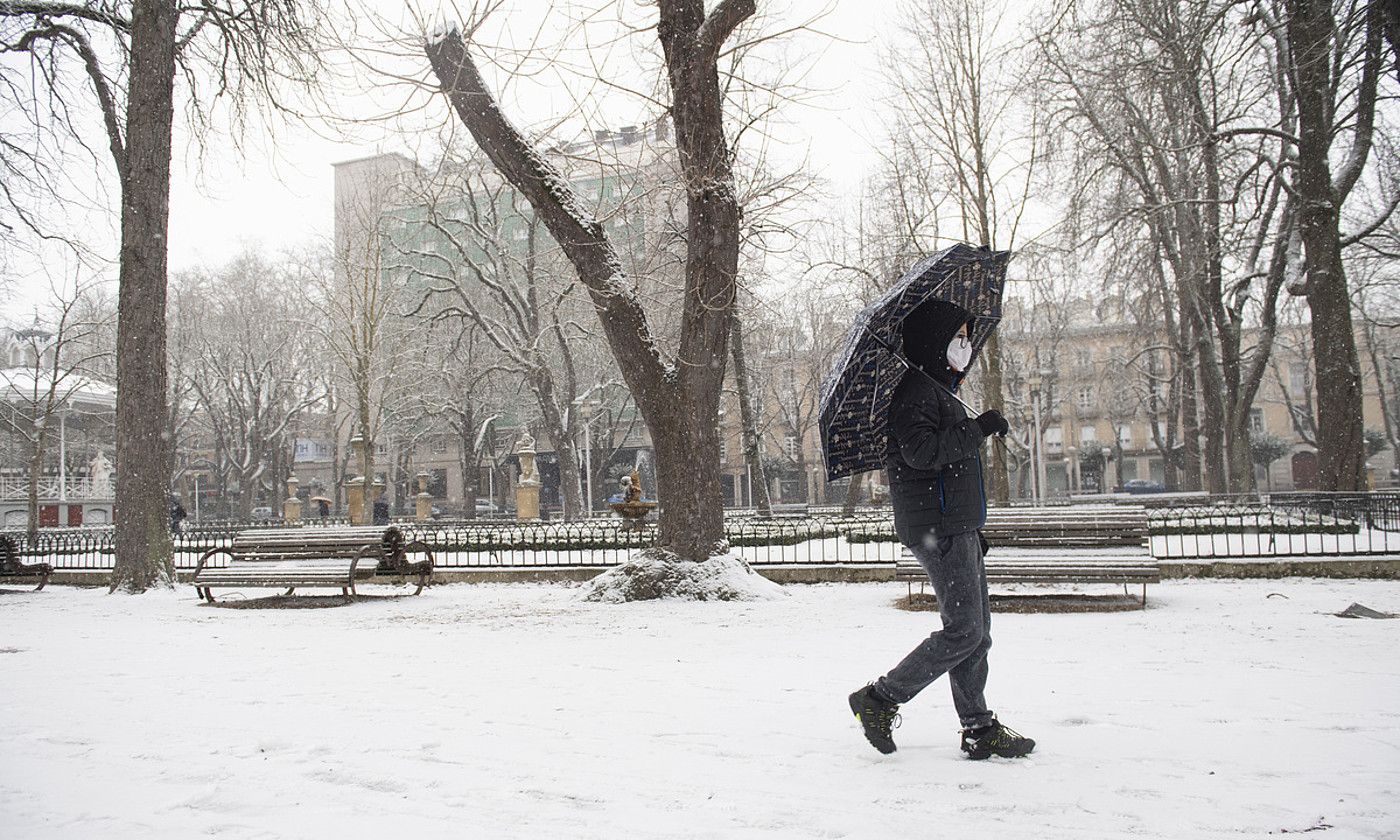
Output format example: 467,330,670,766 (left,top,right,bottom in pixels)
895,543,1160,605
